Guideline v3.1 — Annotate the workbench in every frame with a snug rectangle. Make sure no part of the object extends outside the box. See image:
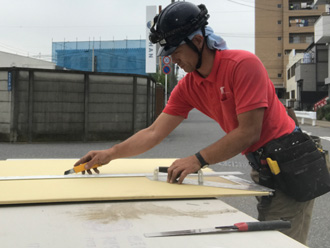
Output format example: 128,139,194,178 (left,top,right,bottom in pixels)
0,159,308,247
